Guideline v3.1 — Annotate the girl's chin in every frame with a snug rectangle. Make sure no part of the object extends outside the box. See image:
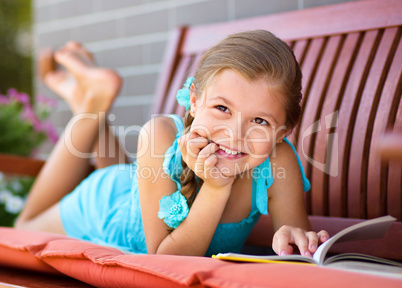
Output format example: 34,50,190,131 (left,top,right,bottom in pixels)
215,161,253,177
214,155,268,177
